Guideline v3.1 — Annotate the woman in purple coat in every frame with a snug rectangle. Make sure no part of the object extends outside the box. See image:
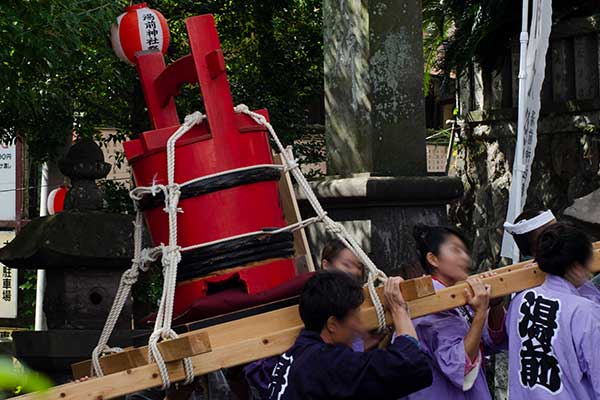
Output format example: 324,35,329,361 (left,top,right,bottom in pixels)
506,223,600,399
400,225,507,400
